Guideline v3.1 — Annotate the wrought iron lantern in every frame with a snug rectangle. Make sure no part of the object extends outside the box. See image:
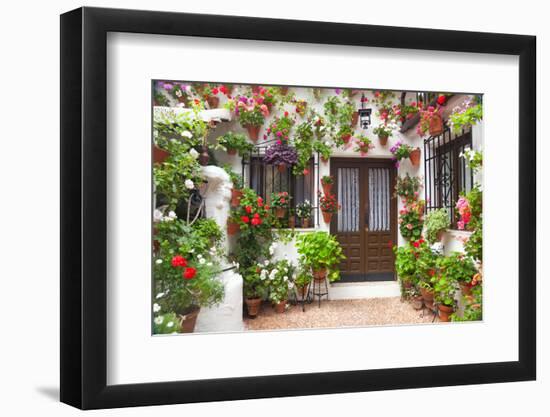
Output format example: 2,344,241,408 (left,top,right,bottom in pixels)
358,94,372,129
